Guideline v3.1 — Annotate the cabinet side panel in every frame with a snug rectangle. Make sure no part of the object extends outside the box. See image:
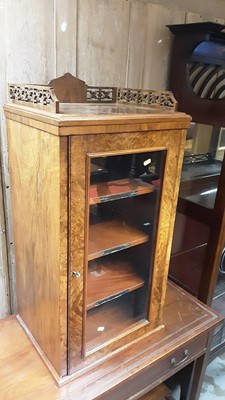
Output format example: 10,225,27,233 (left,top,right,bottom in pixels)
6,119,67,376
59,136,69,377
